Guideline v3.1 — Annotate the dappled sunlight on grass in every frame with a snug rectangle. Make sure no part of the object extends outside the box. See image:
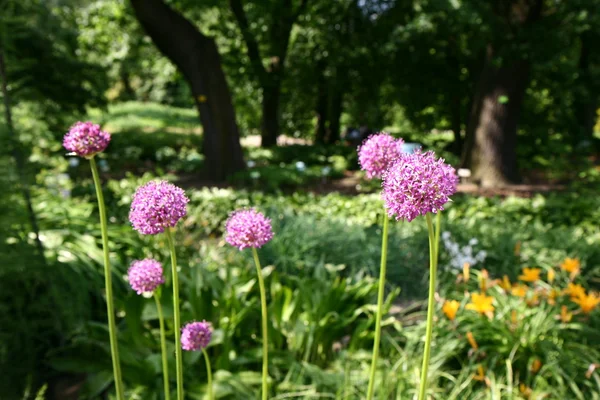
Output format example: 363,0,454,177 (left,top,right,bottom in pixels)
88,101,201,134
